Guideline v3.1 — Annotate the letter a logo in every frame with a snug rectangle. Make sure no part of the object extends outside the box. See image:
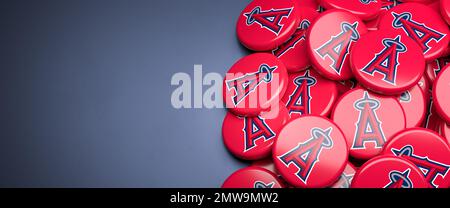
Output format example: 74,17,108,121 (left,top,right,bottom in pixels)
361,35,407,86
352,92,386,149
285,71,317,117
392,12,446,53
226,64,277,106
245,6,293,35
278,127,333,184
392,145,450,188
384,169,414,188
315,22,360,74
243,116,276,152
